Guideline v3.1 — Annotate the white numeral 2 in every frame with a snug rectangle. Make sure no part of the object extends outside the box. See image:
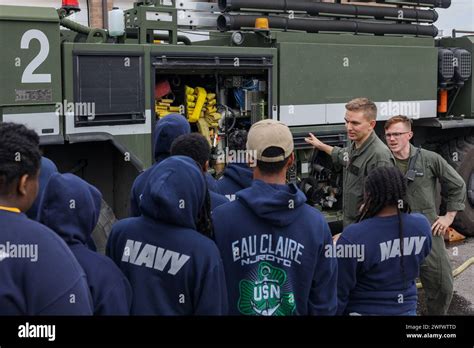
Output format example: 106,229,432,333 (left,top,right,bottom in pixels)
21,29,51,83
